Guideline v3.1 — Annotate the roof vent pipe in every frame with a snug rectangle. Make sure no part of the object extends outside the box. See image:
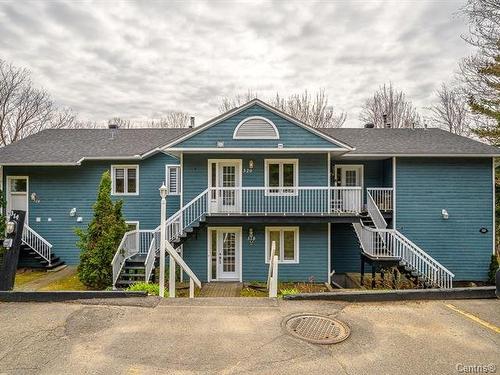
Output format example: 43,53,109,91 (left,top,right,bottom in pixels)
382,114,391,128
189,116,195,128
364,123,375,129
